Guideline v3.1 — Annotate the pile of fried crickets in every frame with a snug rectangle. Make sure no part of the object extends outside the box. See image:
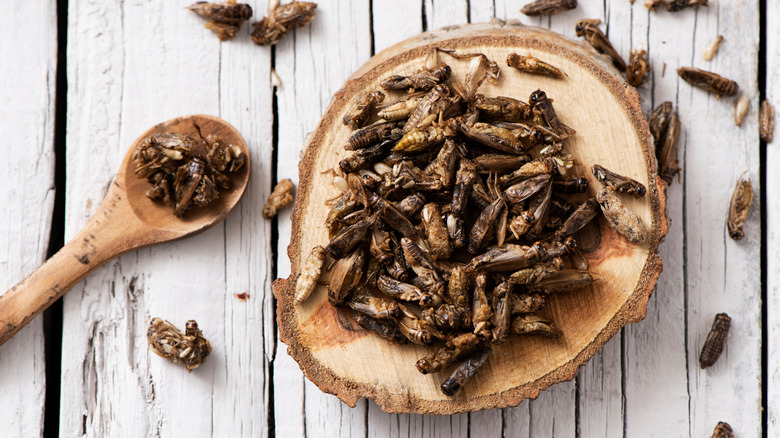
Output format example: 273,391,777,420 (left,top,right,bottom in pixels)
294,48,653,396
